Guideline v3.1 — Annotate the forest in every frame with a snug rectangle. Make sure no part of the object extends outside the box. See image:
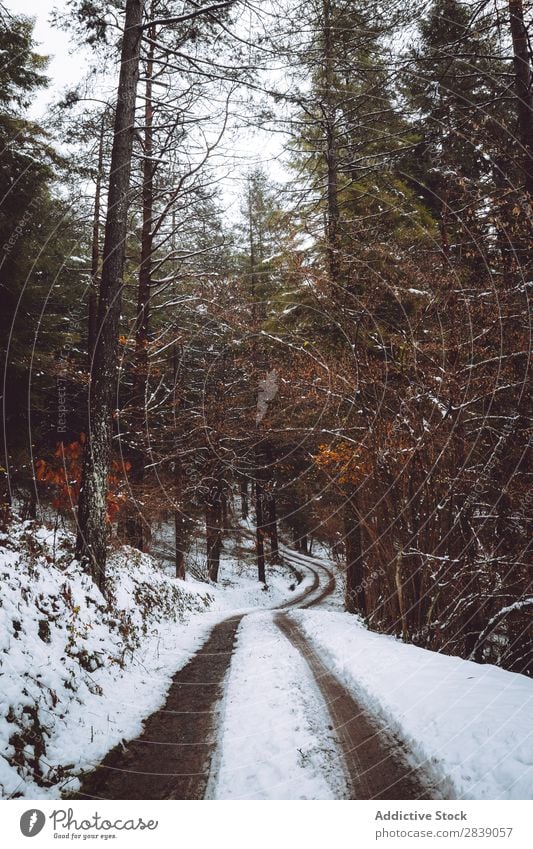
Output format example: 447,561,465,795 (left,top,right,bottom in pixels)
0,0,531,690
